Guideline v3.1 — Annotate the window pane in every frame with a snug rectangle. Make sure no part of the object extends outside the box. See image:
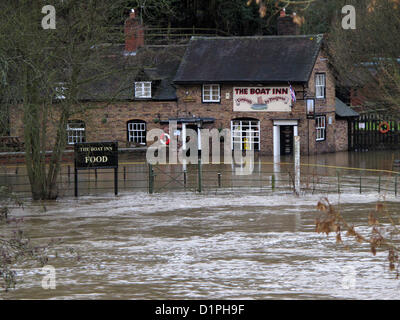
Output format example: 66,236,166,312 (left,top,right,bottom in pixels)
203,84,220,102
128,121,147,145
